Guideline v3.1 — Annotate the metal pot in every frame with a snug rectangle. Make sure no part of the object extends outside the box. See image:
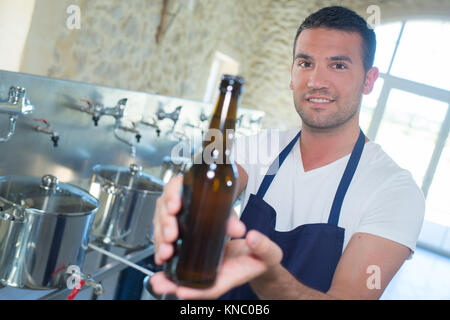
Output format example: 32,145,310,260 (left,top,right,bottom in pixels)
160,156,192,184
89,163,164,250
0,175,98,290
